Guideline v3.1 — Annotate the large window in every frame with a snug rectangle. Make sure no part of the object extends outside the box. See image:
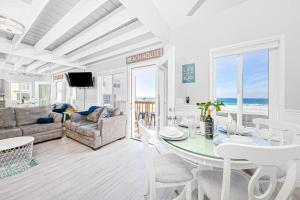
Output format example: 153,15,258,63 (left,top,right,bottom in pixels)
212,37,281,127
11,82,32,102
215,50,269,127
